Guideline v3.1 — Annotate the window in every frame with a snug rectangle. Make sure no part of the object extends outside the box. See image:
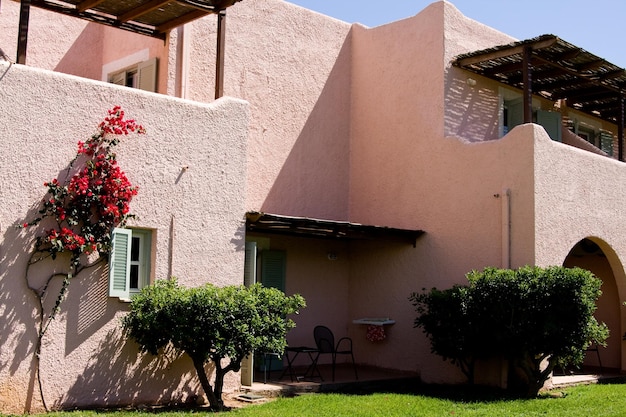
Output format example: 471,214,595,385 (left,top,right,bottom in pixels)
108,57,157,92
108,228,153,299
569,117,614,155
